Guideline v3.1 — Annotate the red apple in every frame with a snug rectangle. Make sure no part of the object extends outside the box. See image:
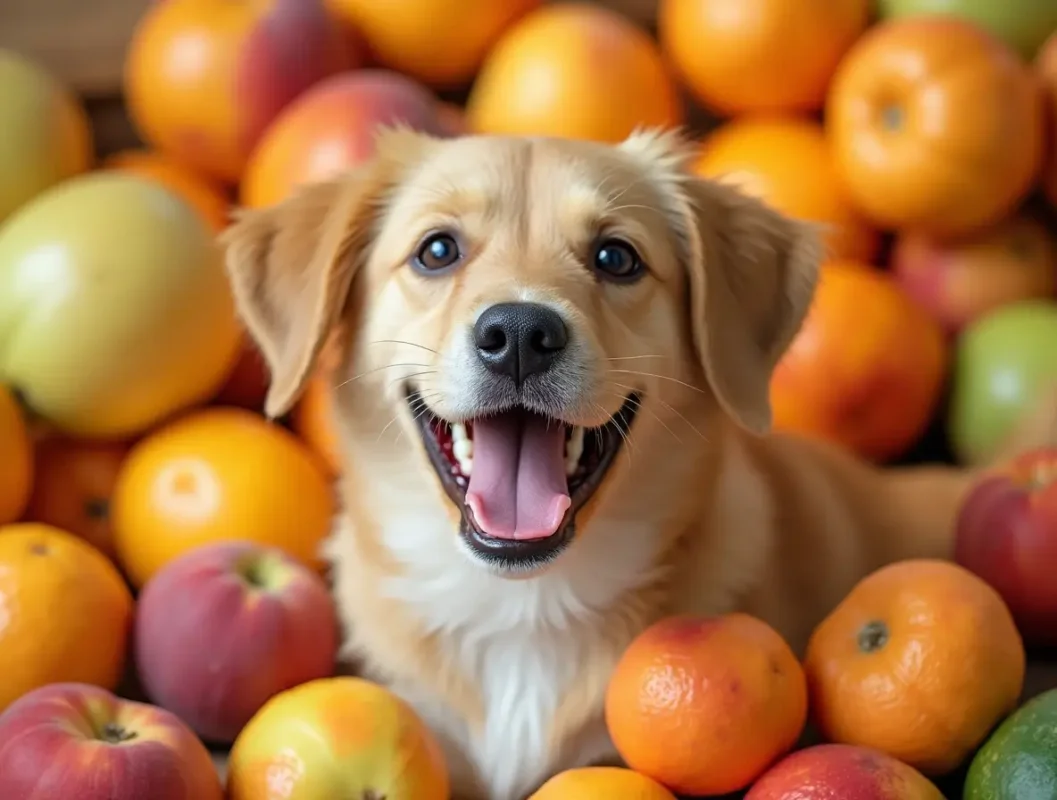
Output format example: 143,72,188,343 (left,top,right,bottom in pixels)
955,448,1057,645
134,540,339,743
891,214,1057,336
0,682,222,800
